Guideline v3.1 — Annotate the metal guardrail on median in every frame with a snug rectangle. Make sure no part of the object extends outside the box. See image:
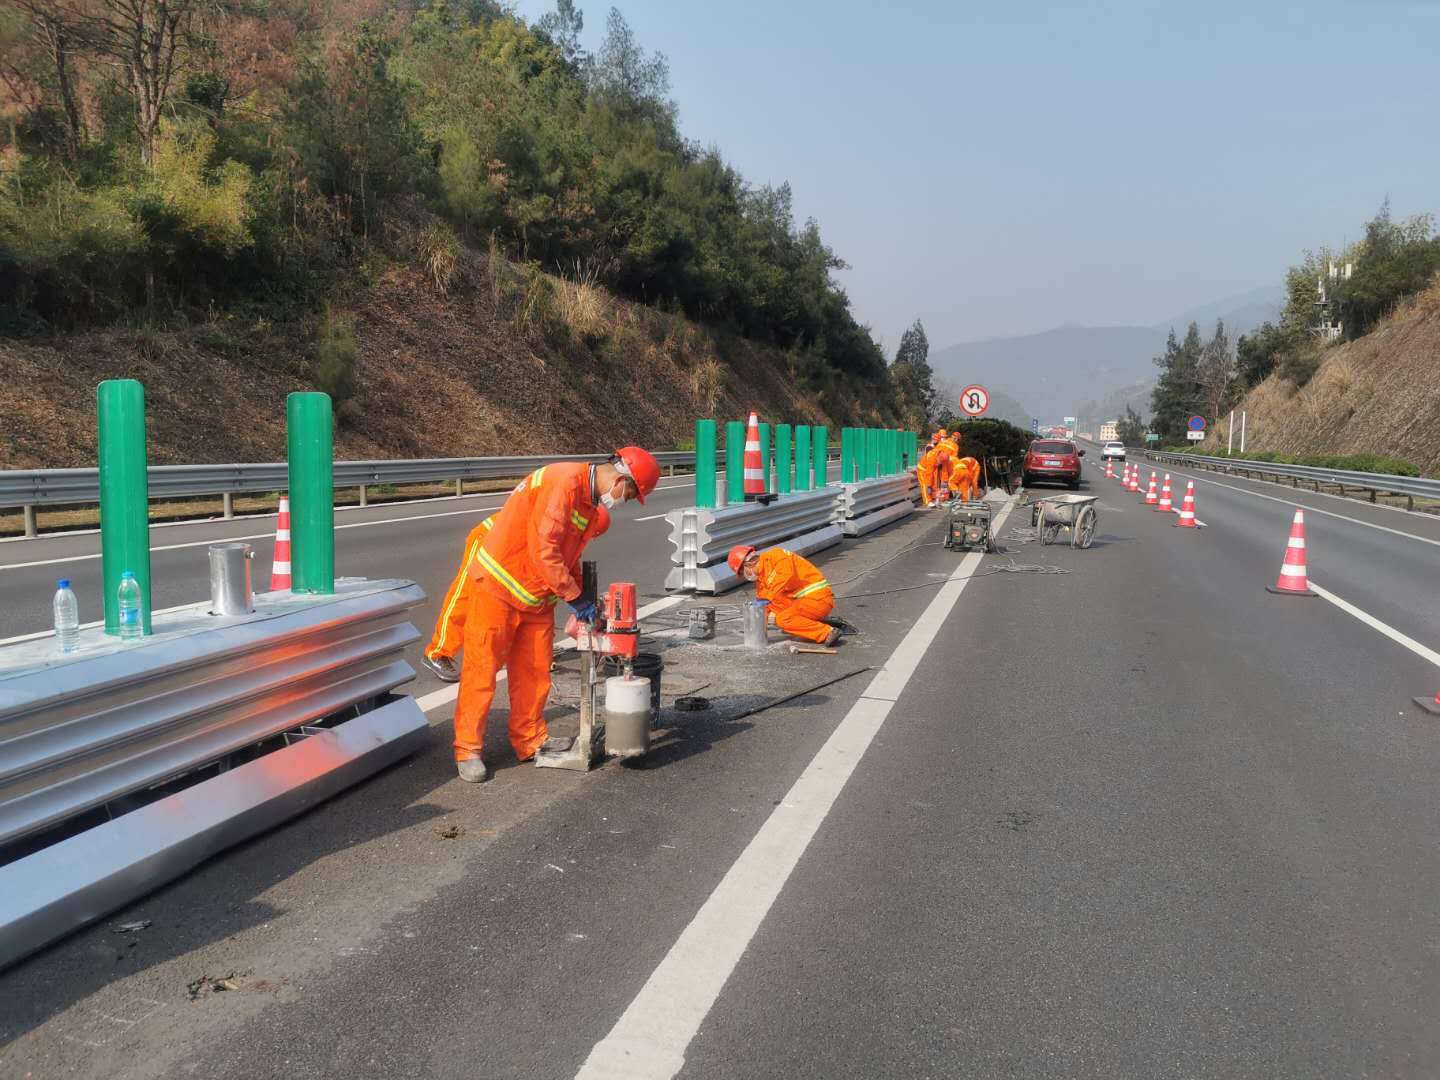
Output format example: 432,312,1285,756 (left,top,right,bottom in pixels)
1143,450,1440,508
835,475,918,536
0,578,428,970
664,487,845,594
